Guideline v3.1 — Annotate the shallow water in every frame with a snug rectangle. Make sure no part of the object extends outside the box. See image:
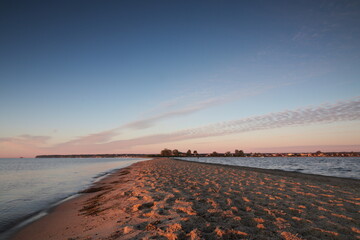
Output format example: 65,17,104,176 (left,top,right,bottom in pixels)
0,157,149,238
179,157,360,179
